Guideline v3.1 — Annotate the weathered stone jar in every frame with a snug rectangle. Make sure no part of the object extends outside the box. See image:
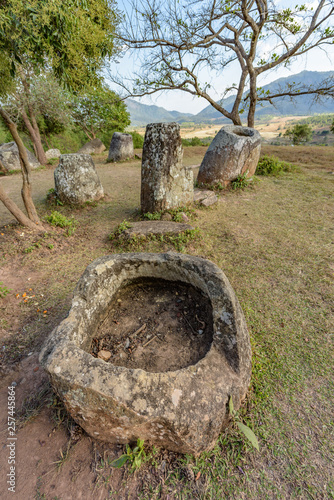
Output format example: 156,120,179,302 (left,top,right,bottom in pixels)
39,253,251,455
